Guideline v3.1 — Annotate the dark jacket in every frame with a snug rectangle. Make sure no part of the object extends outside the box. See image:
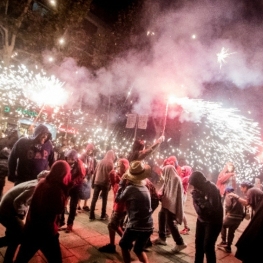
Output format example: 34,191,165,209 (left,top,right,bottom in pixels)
190,171,223,224
8,124,54,184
